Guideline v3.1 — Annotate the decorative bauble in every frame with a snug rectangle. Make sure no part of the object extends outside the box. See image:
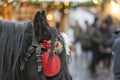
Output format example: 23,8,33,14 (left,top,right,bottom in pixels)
41,52,61,77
